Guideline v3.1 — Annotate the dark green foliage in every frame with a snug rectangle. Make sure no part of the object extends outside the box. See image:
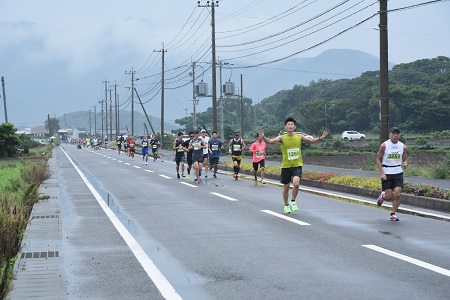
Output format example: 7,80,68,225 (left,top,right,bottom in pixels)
0,123,20,158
